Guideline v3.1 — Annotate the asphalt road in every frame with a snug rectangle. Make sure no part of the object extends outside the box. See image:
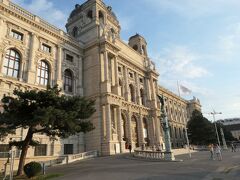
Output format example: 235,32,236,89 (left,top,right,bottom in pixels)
47,151,240,180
